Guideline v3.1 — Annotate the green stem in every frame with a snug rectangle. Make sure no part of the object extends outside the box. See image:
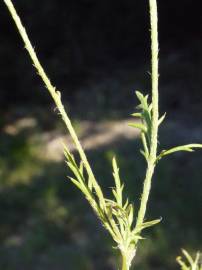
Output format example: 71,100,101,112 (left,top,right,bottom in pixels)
121,253,129,270
136,0,159,228
3,0,106,210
